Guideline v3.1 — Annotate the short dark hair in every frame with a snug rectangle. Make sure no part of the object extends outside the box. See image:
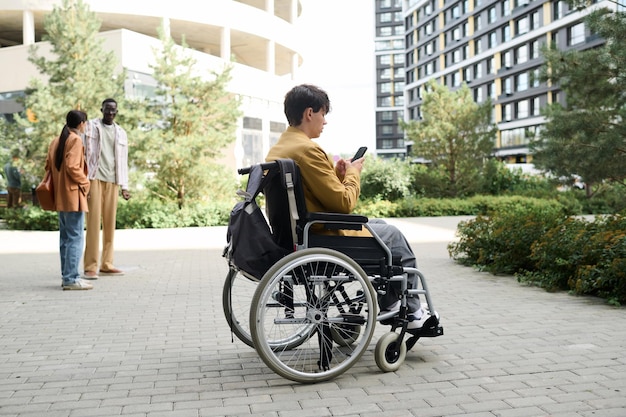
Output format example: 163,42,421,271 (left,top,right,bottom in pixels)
284,84,331,126
102,98,117,108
